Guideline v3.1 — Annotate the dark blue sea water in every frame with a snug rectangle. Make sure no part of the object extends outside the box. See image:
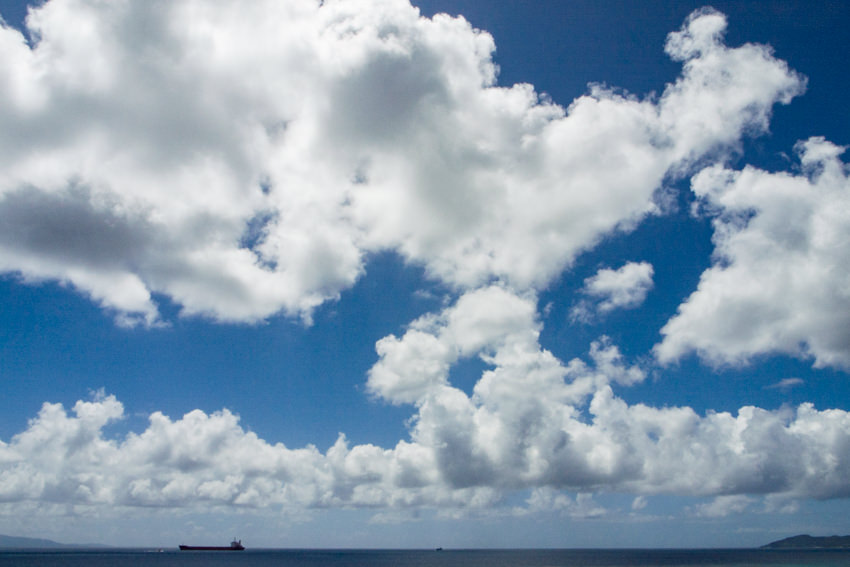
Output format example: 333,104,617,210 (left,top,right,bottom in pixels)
0,549,848,567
